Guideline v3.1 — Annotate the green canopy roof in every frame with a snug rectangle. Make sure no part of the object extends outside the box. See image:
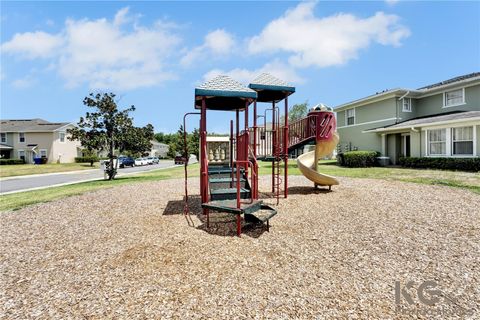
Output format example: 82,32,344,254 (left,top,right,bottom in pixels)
195,75,257,110
248,73,295,102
